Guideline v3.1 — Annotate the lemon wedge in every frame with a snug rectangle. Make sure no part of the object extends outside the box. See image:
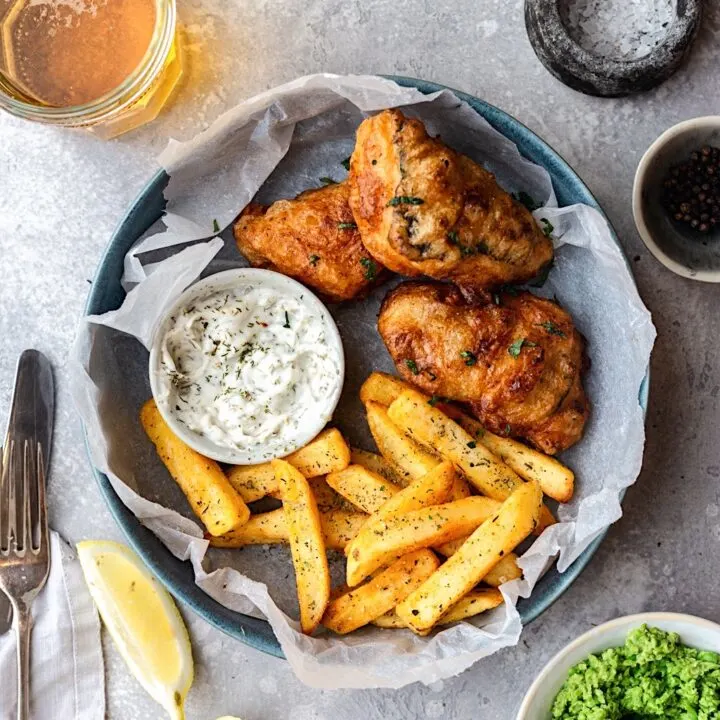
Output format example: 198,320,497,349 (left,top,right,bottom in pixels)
77,540,194,720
